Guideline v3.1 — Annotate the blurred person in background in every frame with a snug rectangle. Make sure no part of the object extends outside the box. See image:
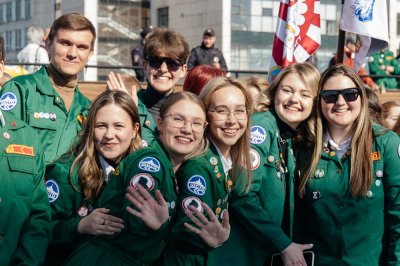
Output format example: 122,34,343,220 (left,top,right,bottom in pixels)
382,100,400,130
131,26,153,82
183,64,226,95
